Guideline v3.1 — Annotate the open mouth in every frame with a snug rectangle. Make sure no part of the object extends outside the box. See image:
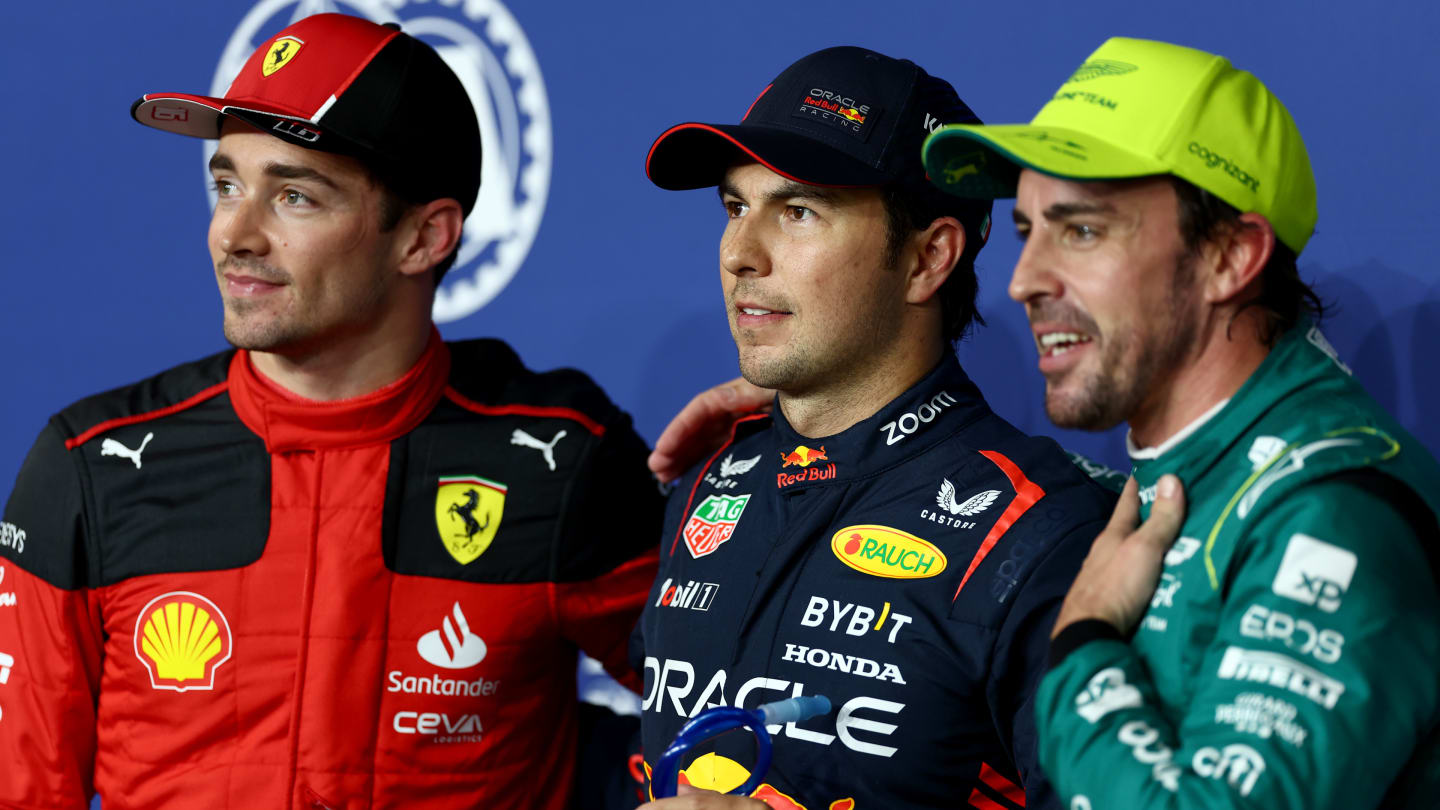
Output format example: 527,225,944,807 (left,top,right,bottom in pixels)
1038,331,1094,357
735,304,792,320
